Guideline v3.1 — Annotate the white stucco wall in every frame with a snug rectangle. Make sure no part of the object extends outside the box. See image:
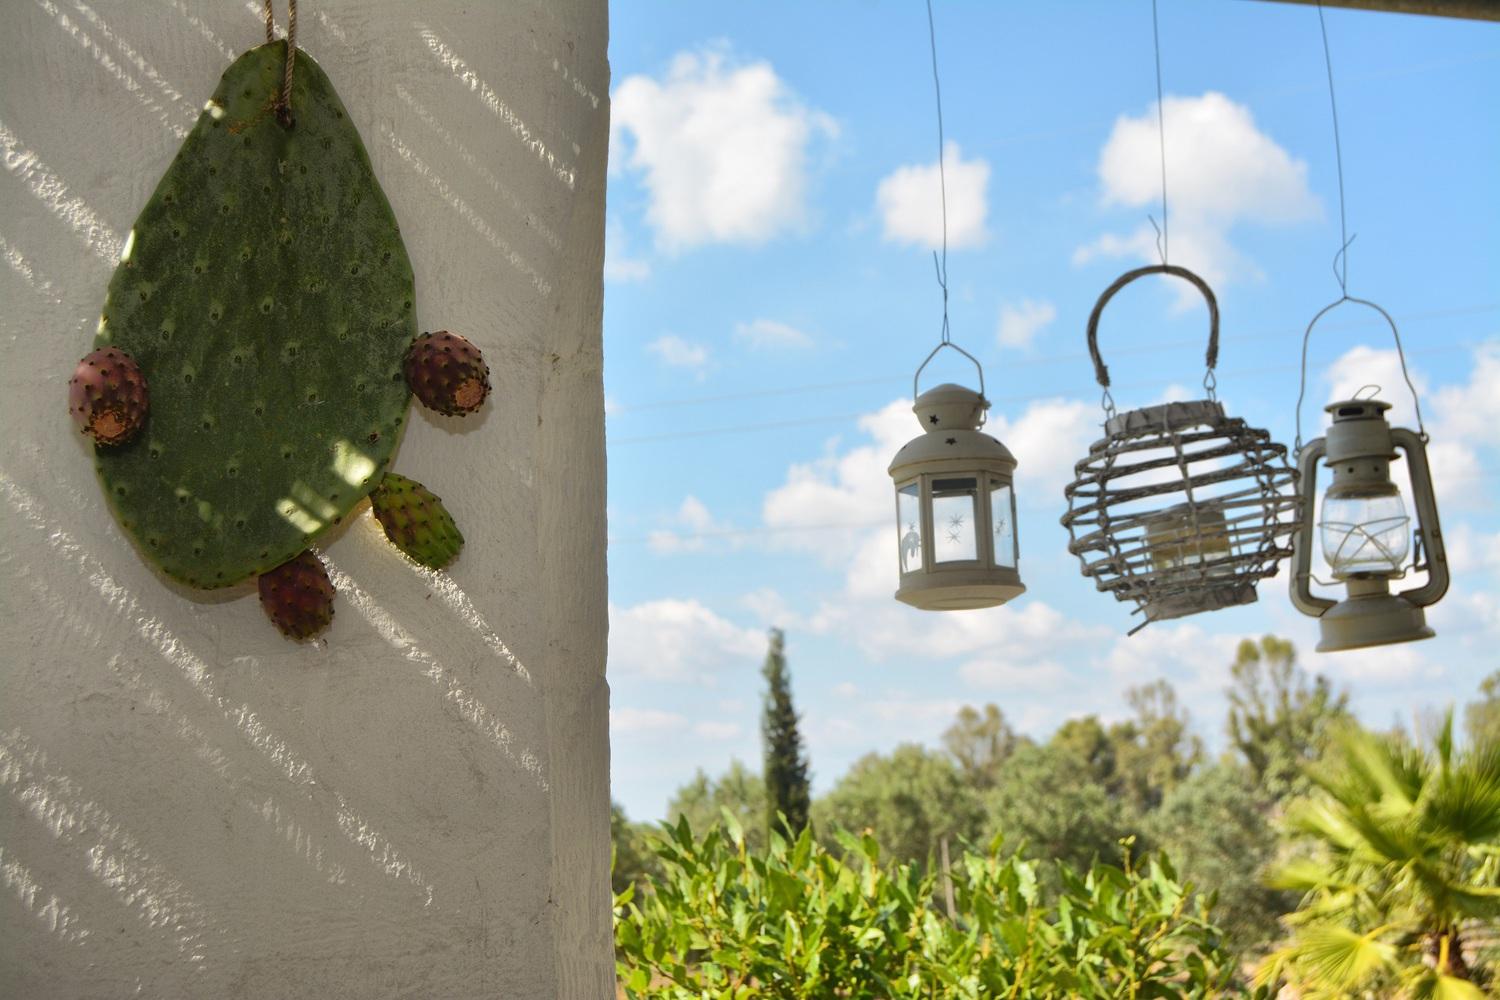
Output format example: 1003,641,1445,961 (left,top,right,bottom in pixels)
0,2,612,997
